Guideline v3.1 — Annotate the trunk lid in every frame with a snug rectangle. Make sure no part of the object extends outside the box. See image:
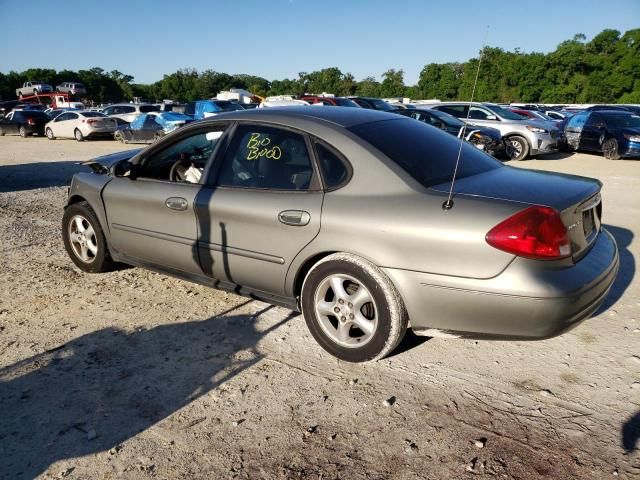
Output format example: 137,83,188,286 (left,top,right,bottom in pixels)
430,166,603,259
